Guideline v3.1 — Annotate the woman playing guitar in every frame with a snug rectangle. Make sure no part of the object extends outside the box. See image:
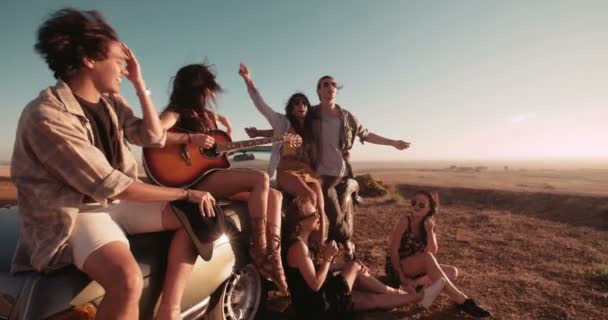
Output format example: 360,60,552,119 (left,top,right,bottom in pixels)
159,63,287,292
